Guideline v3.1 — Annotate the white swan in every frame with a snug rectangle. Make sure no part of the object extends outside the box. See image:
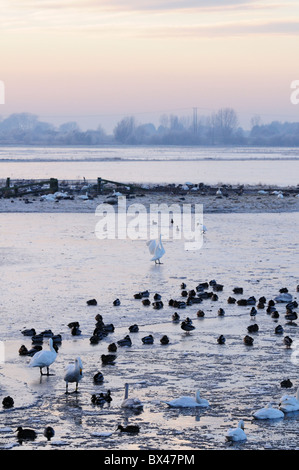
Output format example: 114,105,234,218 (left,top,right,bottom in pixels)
226,420,247,442
64,357,83,393
279,388,299,412
252,403,284,420
165,389,209,408
29,338,57,376
146,234,165,264
121,383,143,410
